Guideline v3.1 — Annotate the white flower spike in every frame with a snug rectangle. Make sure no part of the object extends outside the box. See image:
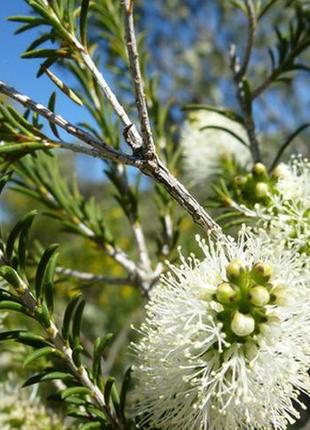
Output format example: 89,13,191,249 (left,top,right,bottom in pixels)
259,156,310,259
133,229,310,430
0,374,66,430
180,110,251,185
